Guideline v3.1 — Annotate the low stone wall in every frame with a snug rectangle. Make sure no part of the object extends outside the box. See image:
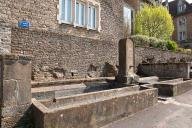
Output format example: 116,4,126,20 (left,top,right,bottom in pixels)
175,80,192,96
11,28,192,81
148,79,192,97
138,63,191,79
32,87,158,128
